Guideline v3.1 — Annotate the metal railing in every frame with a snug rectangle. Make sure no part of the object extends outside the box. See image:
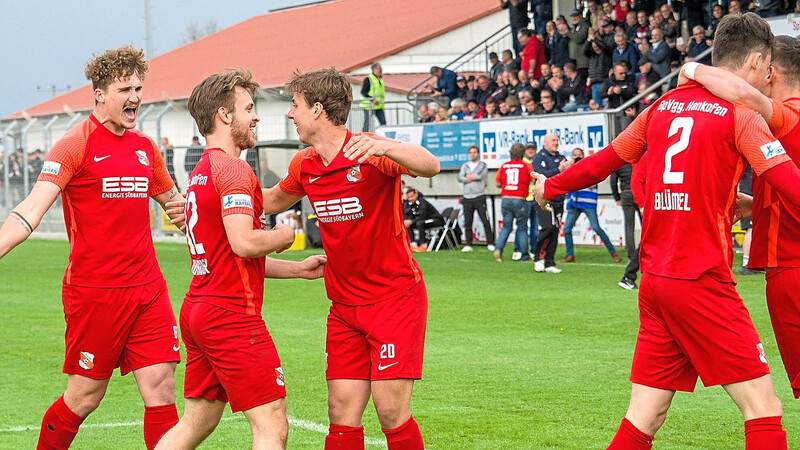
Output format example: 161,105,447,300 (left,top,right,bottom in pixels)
406,25,513,104
347,100,418,132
